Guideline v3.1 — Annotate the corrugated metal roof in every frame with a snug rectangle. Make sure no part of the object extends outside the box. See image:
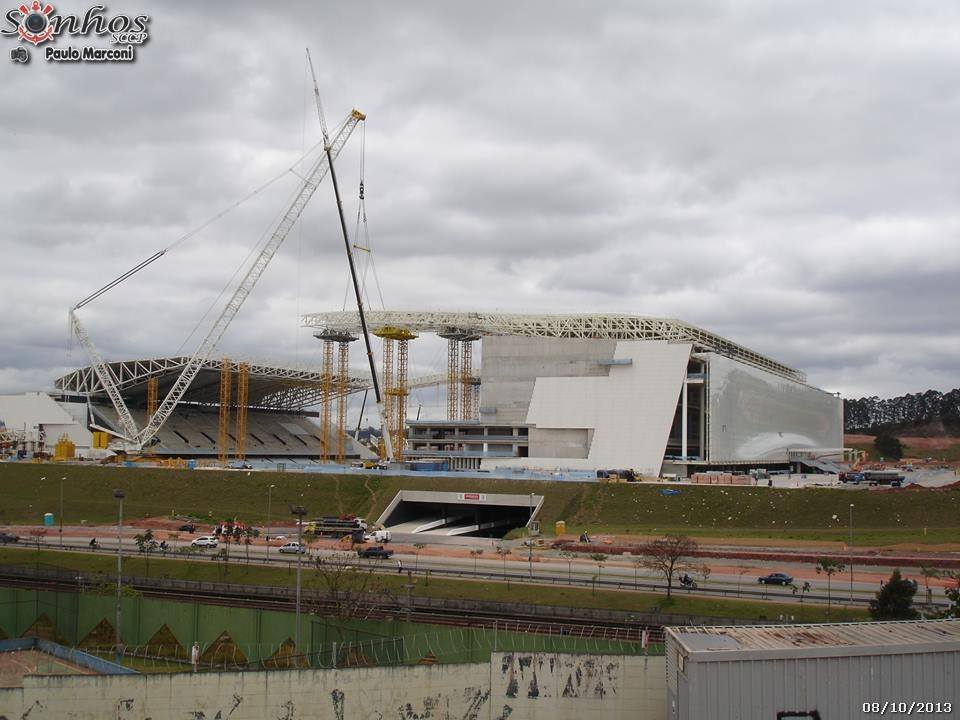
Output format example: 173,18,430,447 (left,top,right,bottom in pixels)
668,619,960,654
